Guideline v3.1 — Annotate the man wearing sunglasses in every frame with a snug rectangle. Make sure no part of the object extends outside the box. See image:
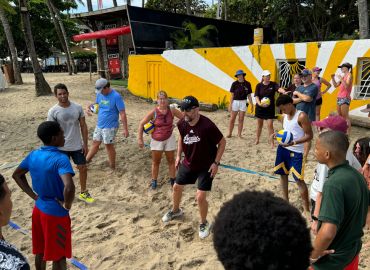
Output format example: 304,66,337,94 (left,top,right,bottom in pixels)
162,96,226,239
